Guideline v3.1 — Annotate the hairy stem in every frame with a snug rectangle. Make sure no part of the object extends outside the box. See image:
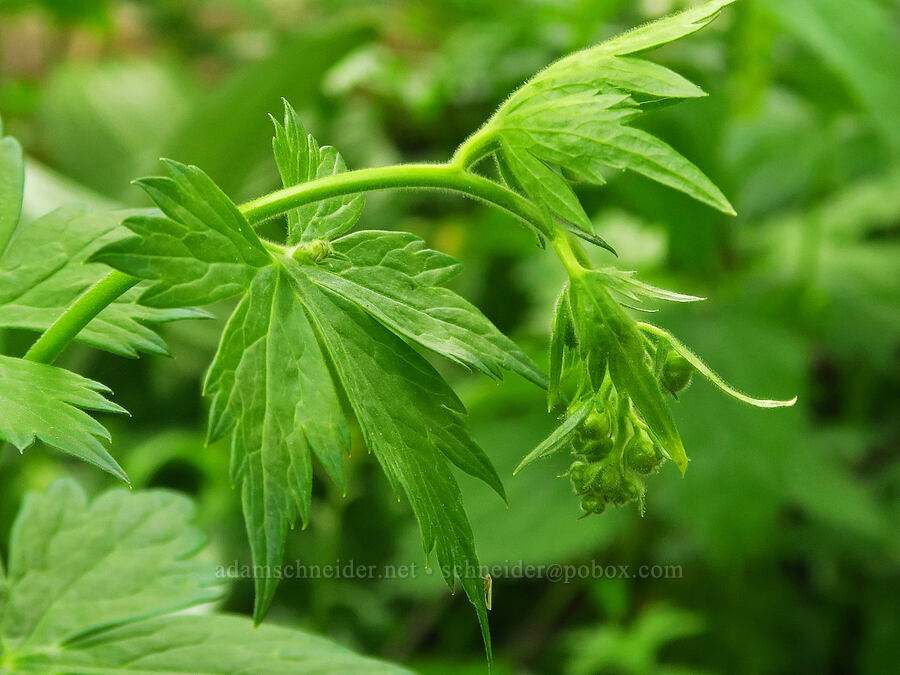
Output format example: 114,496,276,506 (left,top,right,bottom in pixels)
22,162,575,365
240,163,547,235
